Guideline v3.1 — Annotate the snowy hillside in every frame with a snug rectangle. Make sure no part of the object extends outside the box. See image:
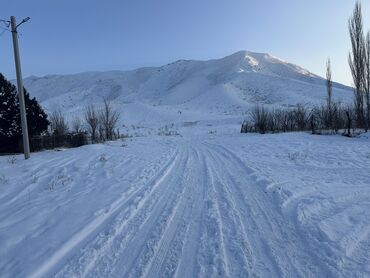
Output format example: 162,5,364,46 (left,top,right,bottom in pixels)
23,51,353,128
